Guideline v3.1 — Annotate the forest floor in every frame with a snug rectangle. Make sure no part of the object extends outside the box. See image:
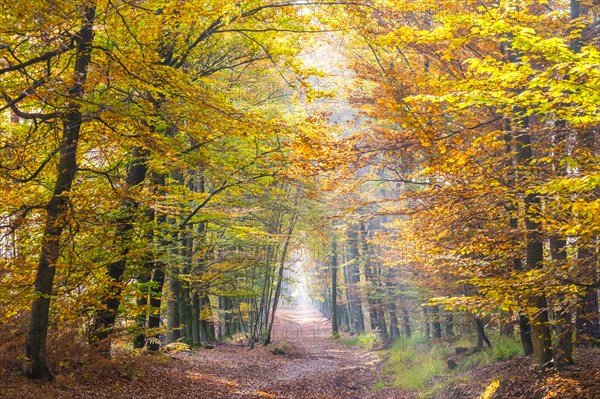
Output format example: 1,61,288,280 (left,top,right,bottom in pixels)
3,305,600,399
164,303,416,399
1,304,413,399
